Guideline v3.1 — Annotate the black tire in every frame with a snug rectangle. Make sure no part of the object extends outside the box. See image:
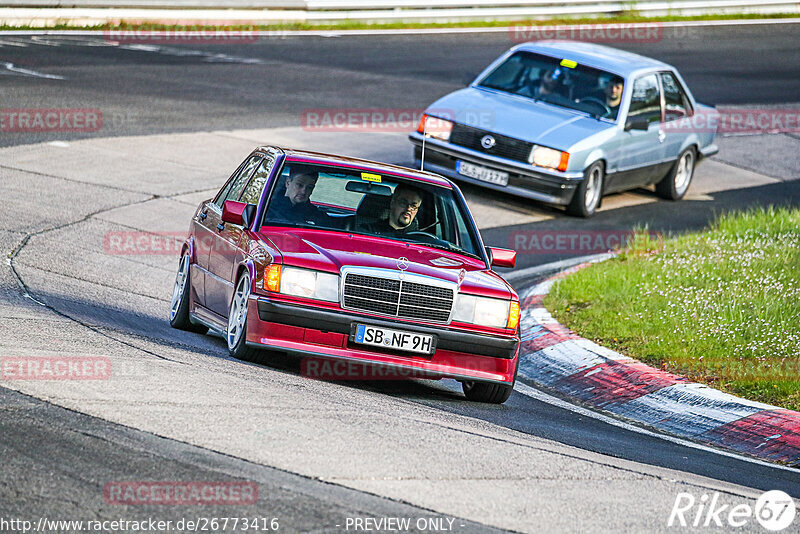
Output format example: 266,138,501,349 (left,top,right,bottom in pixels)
462,355,519,404
566,161,604,218
656,147,695,200
227,272,262,363
169,254,208,334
